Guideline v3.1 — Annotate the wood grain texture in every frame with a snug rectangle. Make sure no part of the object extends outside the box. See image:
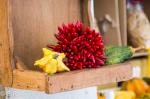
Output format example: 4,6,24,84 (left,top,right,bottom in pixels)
81,0,90,26
15,56,29,70
0,0,13,86
11,0,82,69
118,0,127,46
11,63,132,93
12,69,46,91
132,52,149,58
47,63,132,93
94,0,122,46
